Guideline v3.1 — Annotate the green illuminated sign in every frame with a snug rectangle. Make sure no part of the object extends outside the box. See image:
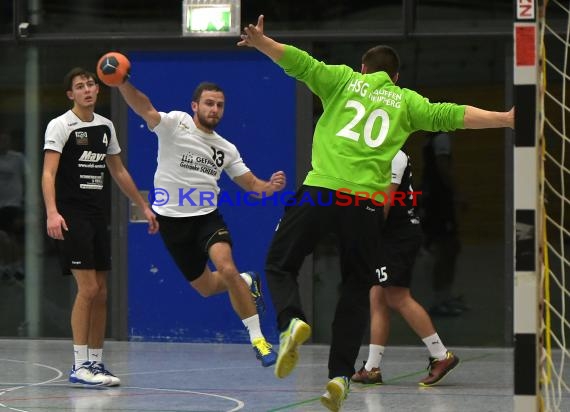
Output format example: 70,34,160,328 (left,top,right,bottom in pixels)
182,1,240,36
188,6,231,32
